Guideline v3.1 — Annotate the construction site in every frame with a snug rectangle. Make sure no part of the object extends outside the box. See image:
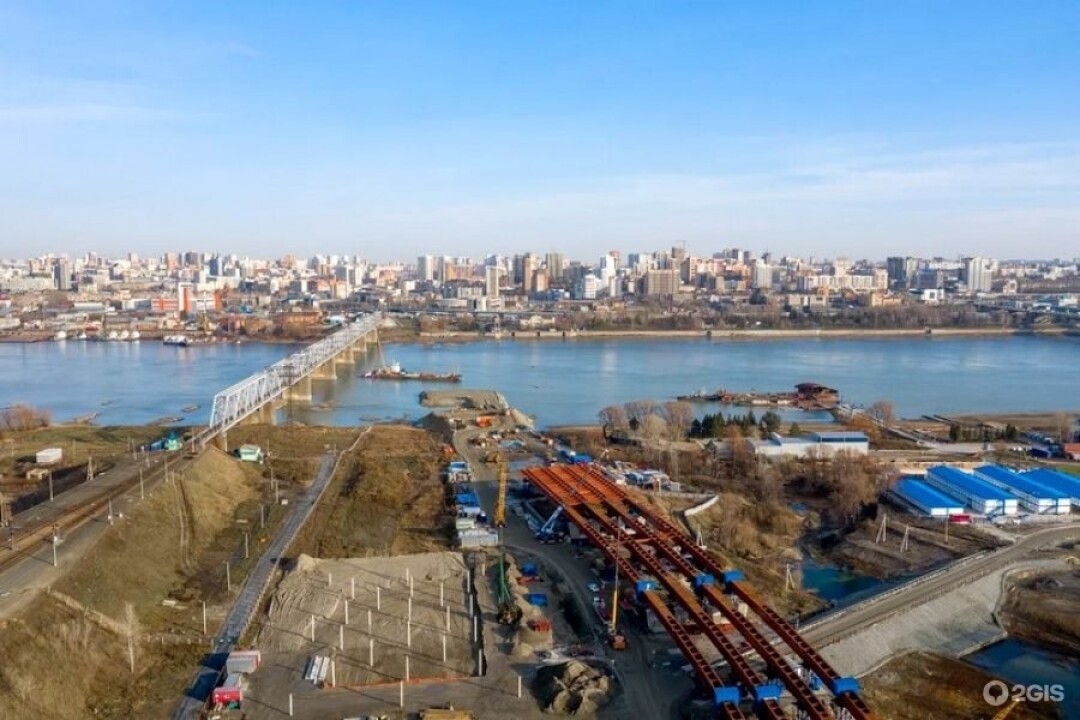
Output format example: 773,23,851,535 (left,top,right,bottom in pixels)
252,552,481,693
